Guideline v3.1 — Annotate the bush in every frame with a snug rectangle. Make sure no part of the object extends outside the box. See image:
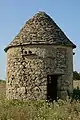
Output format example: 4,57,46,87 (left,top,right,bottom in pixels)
0,80,6,83
73,71,80,80
72,87,80,100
